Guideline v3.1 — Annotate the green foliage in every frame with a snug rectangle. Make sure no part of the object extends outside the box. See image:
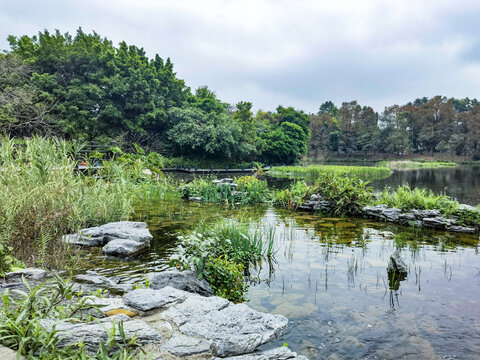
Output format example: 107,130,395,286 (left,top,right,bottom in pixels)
181,177,270,204
172,219,276,302
203,256,247,303
0,276,141,359
270,165,392,181
378,160,458,170
315,173,374,215
274,181,313,210
0,136,133,269
260,121,308,164
376,185,458,215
